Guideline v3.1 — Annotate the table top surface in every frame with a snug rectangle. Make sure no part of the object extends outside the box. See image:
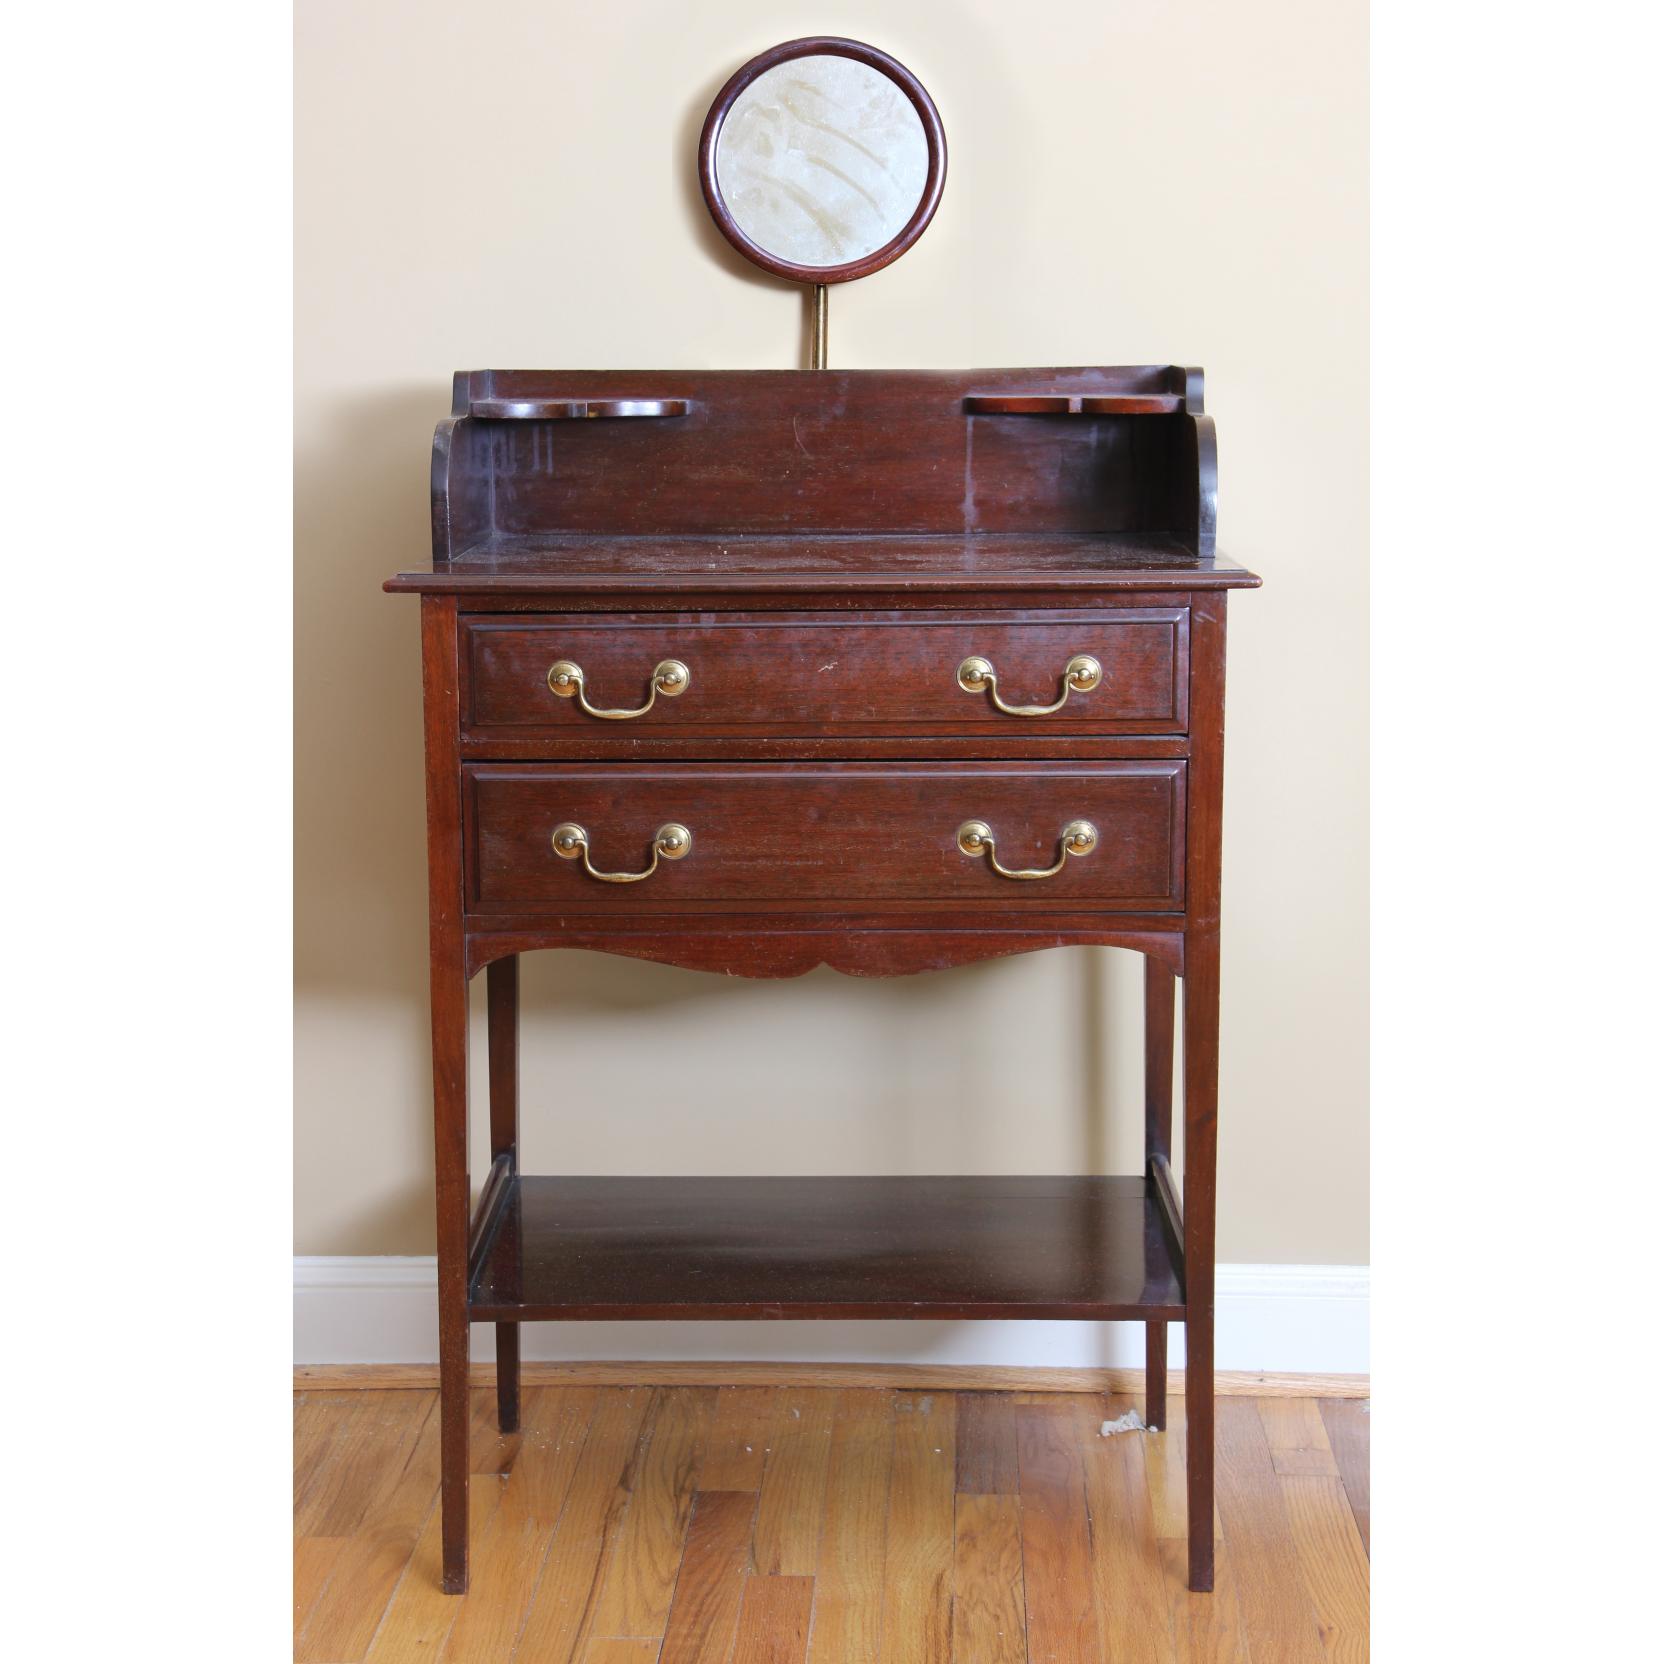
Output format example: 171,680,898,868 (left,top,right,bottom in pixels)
387,531,1262,595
